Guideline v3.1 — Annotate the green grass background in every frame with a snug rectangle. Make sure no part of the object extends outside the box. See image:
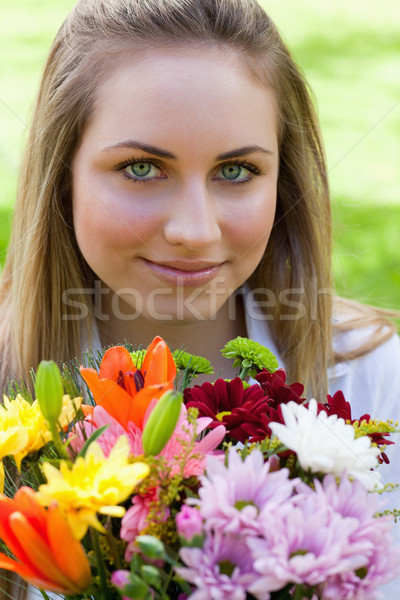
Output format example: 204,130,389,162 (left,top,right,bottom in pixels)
0,0,399,308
